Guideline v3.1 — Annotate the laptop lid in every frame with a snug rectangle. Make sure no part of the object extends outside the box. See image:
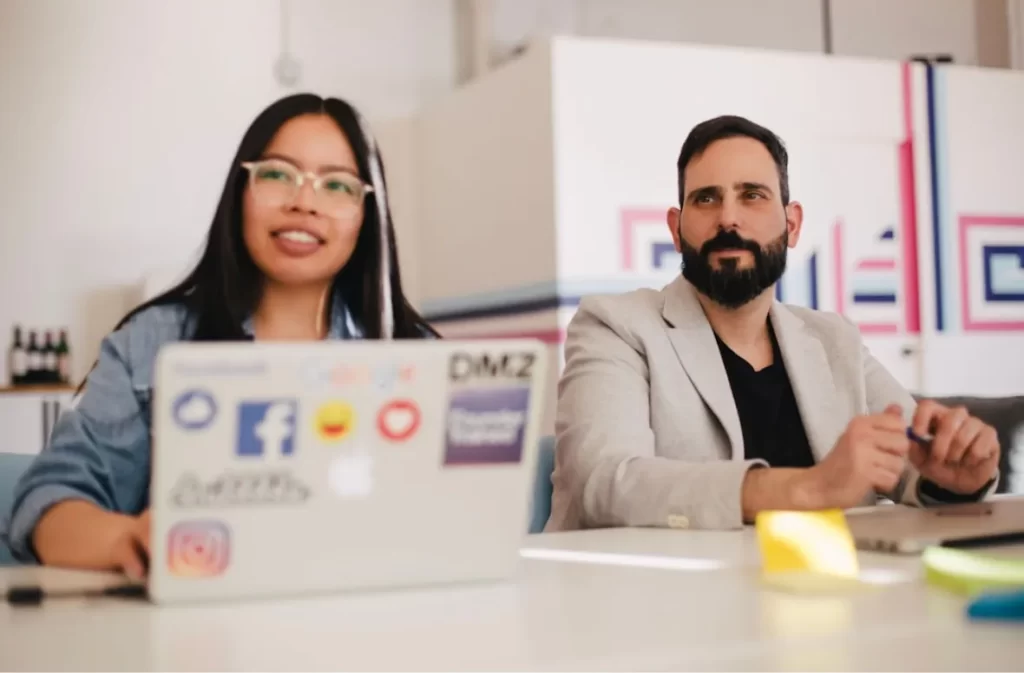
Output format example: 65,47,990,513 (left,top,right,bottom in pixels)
147,339,548,603
846,495,1024,554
